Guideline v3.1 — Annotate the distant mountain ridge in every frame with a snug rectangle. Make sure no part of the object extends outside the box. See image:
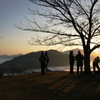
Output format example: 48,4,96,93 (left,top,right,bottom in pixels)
0,50,69,67
0,48,98,74
63,48,83,54
0,50,69,74
0,54,22,58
